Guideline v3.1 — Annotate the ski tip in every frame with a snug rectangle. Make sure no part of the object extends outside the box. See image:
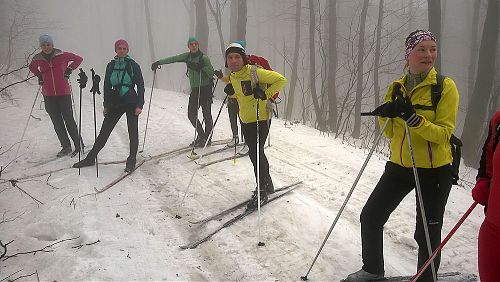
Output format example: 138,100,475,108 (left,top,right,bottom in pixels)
179,244,196,250
300,276,308,281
